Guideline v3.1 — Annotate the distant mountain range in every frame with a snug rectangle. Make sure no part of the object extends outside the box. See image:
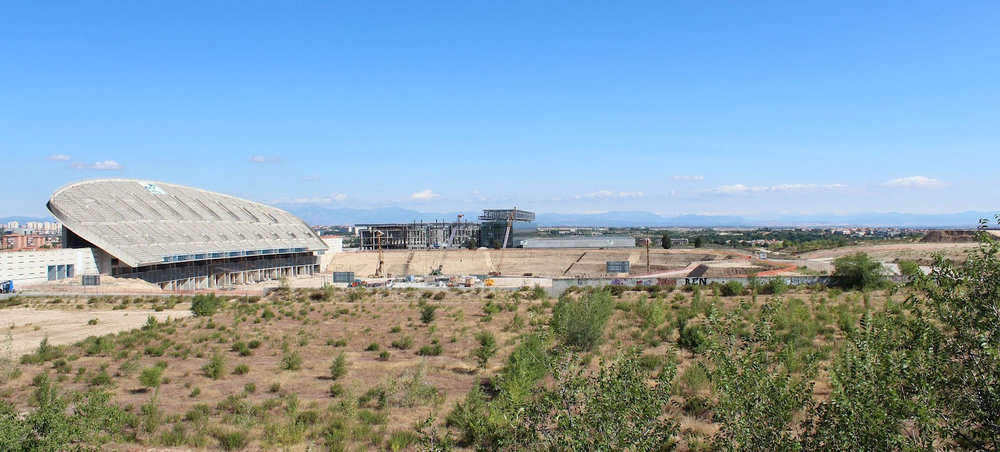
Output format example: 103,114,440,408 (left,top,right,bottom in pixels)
4,209,992,230
282,207,997,229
